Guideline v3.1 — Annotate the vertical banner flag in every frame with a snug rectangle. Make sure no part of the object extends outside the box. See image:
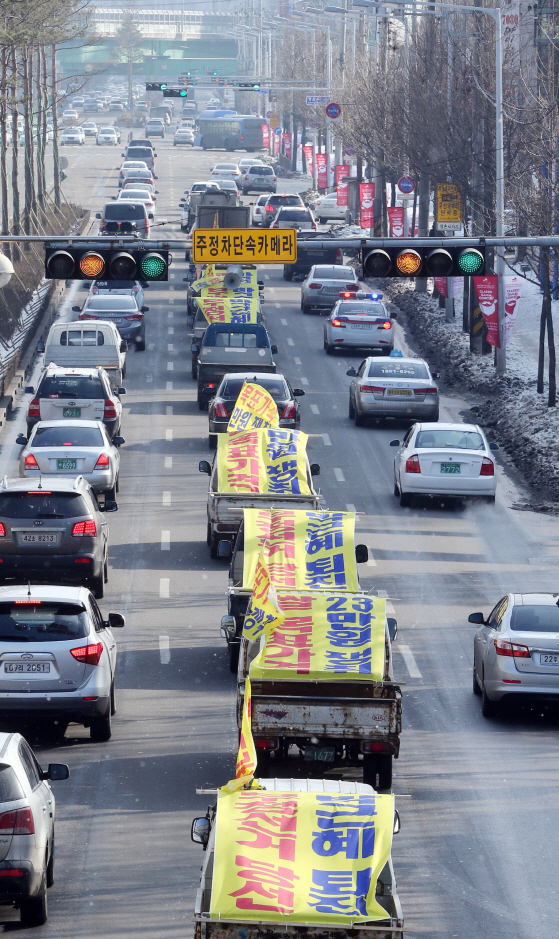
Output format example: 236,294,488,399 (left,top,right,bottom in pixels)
235,677,257,780
504,275,522,346
242,549,285,642
217,429,310,495
473,275,500,347
360,182,375,228
261,124,269,148
433,277,448,298
274,133,280,155
302,144,314,175
316,152,328,189
387,206,405,237
228,381,279,433
336,165,350,205
282,132,292,160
